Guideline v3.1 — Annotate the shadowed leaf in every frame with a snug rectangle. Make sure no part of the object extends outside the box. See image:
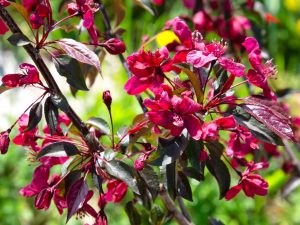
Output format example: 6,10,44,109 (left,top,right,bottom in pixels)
37,141,80,159
26,102,43,131
66,178,88,222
